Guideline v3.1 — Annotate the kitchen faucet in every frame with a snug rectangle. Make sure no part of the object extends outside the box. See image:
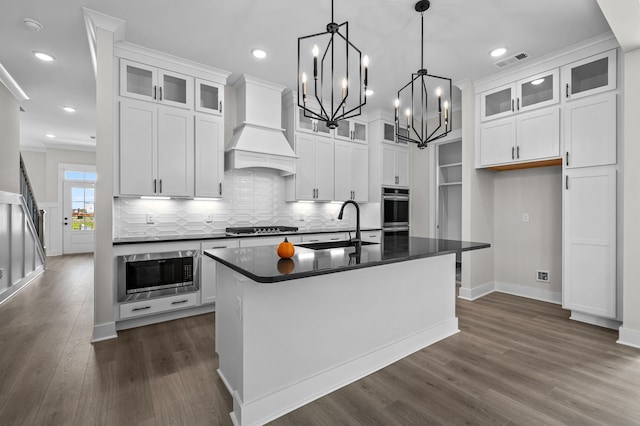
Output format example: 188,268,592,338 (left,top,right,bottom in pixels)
338,200,361,245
